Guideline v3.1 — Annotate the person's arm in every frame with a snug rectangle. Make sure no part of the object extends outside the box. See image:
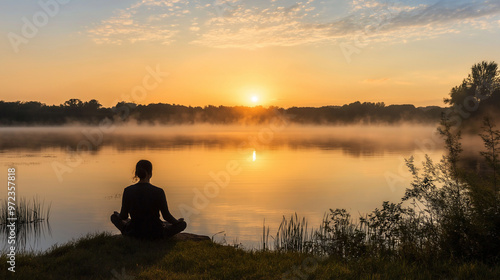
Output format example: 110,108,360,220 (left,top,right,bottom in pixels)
118,188,129,220
159,189,180,224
